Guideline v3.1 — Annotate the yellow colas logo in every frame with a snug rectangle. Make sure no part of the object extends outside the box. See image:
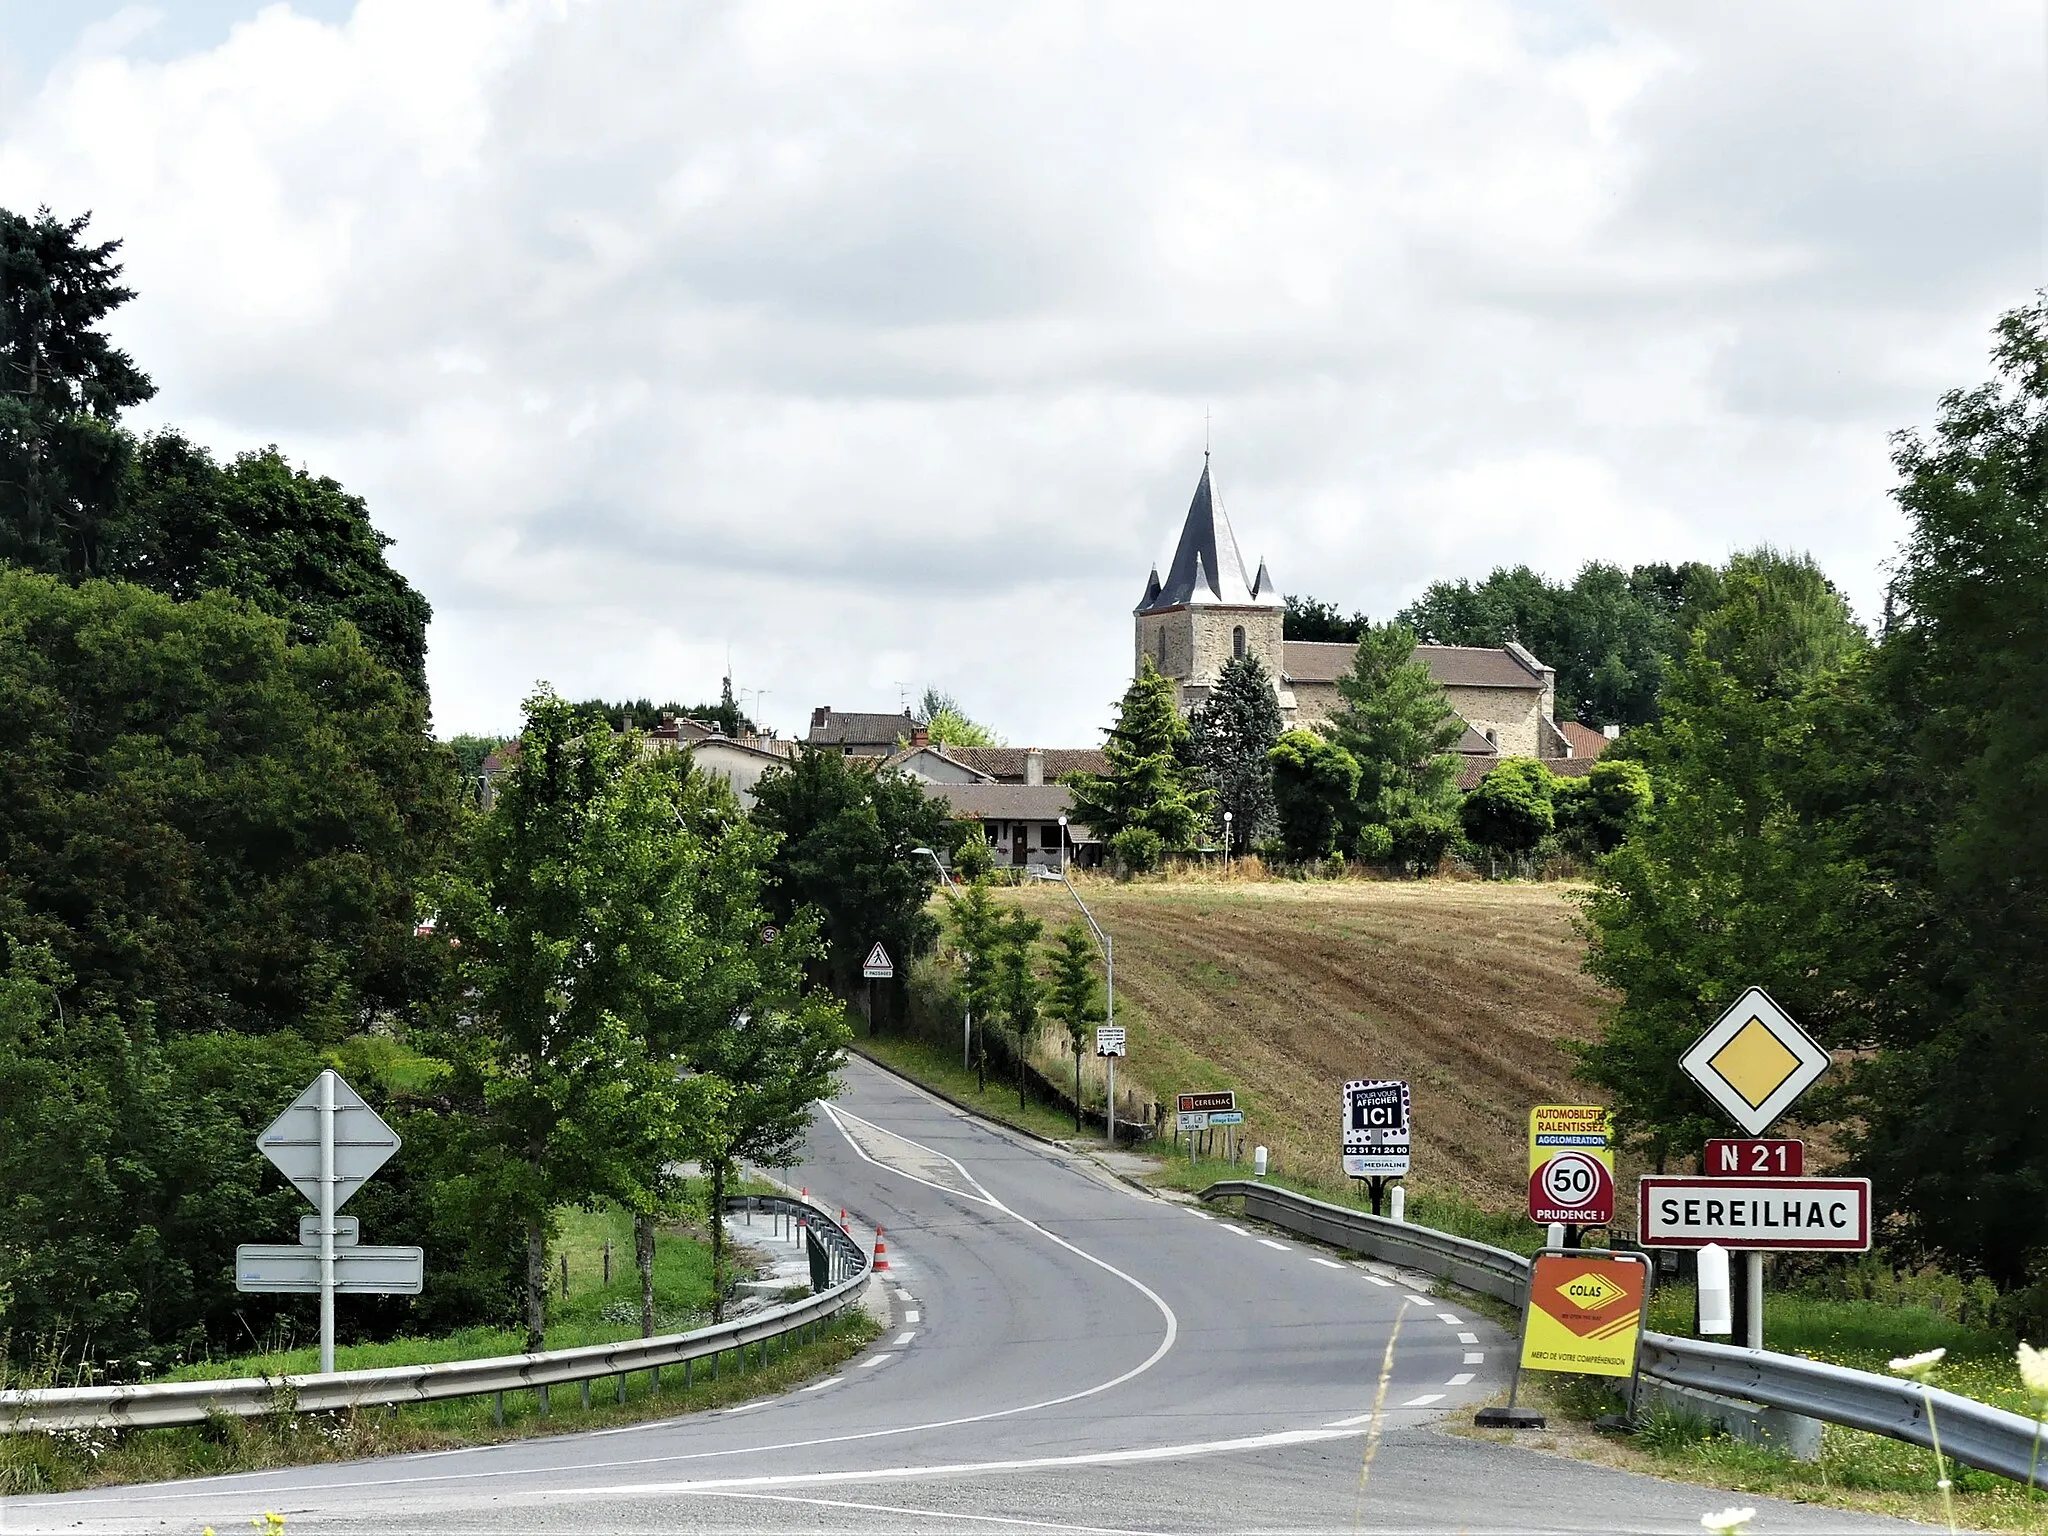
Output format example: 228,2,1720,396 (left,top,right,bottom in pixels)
1560,1272,1625,1309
